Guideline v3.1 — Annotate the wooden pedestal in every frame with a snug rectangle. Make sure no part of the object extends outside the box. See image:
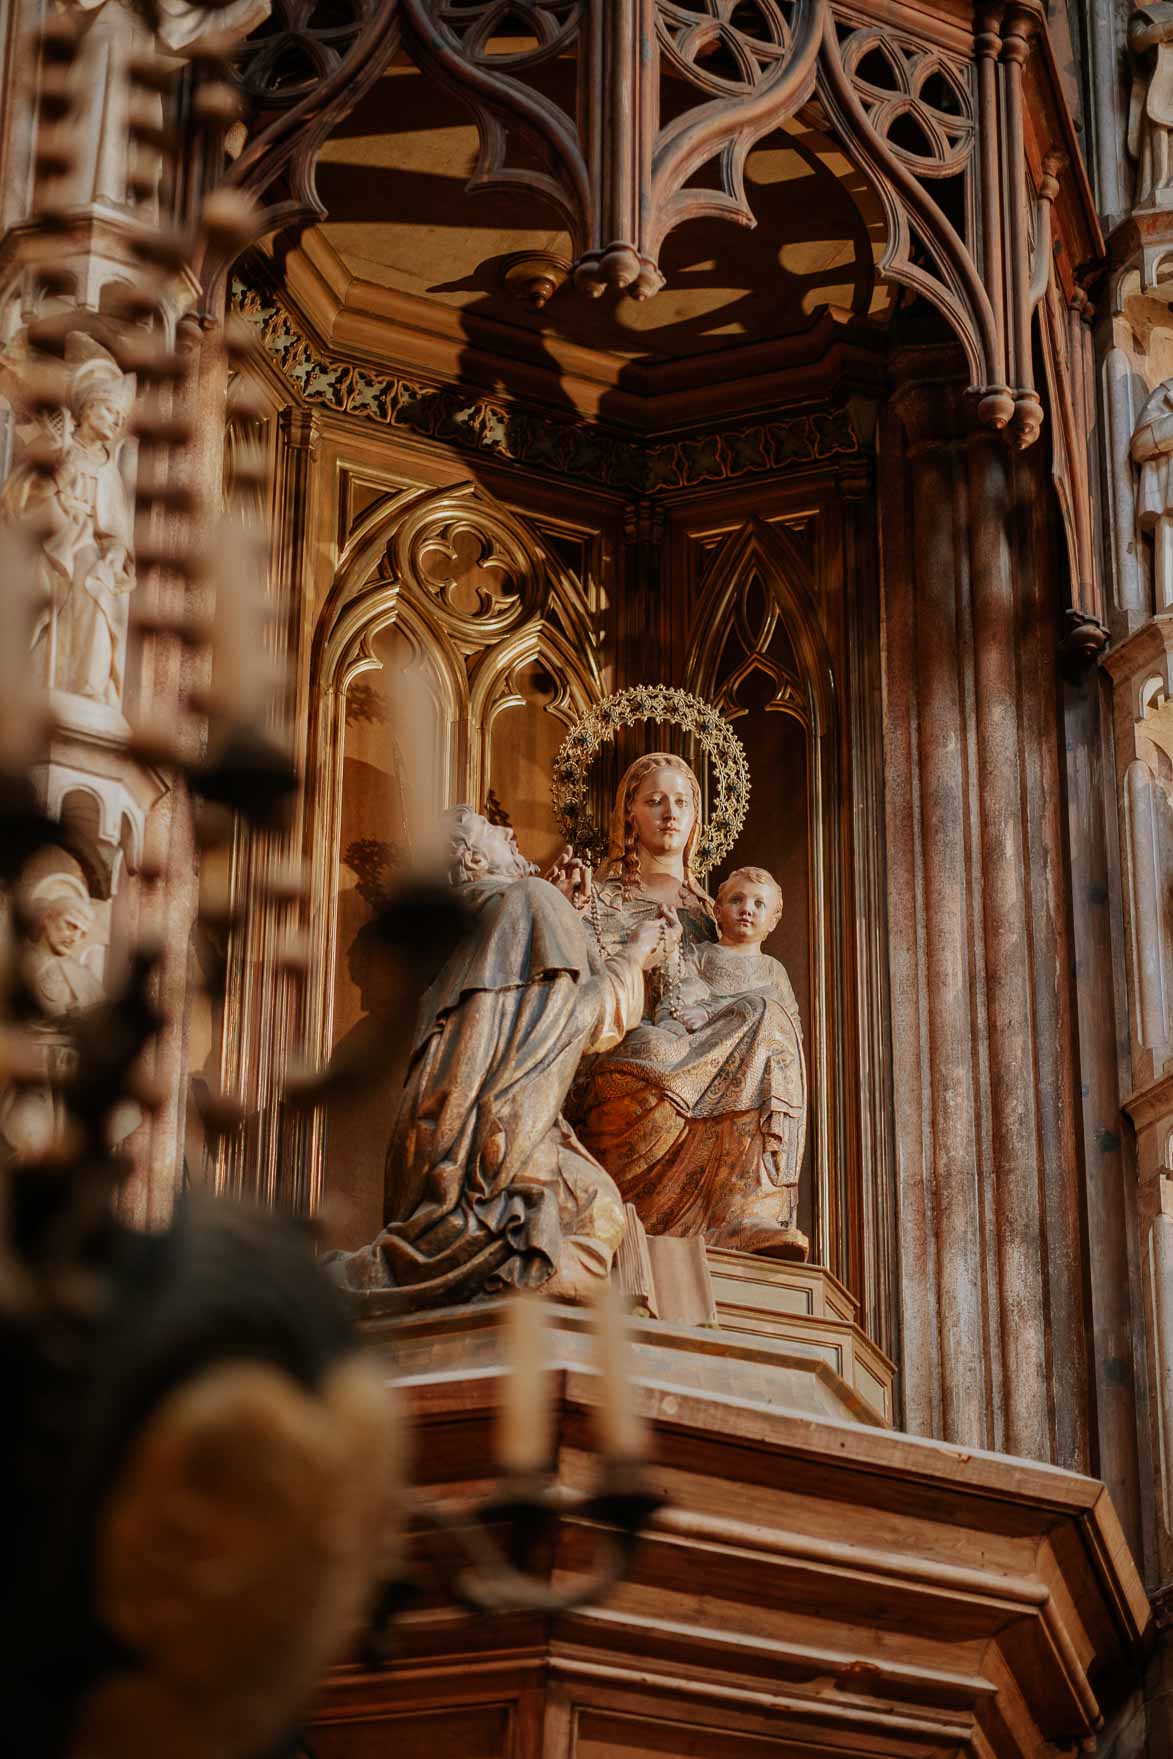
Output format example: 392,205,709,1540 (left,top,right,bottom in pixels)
316,1249,1149,1758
